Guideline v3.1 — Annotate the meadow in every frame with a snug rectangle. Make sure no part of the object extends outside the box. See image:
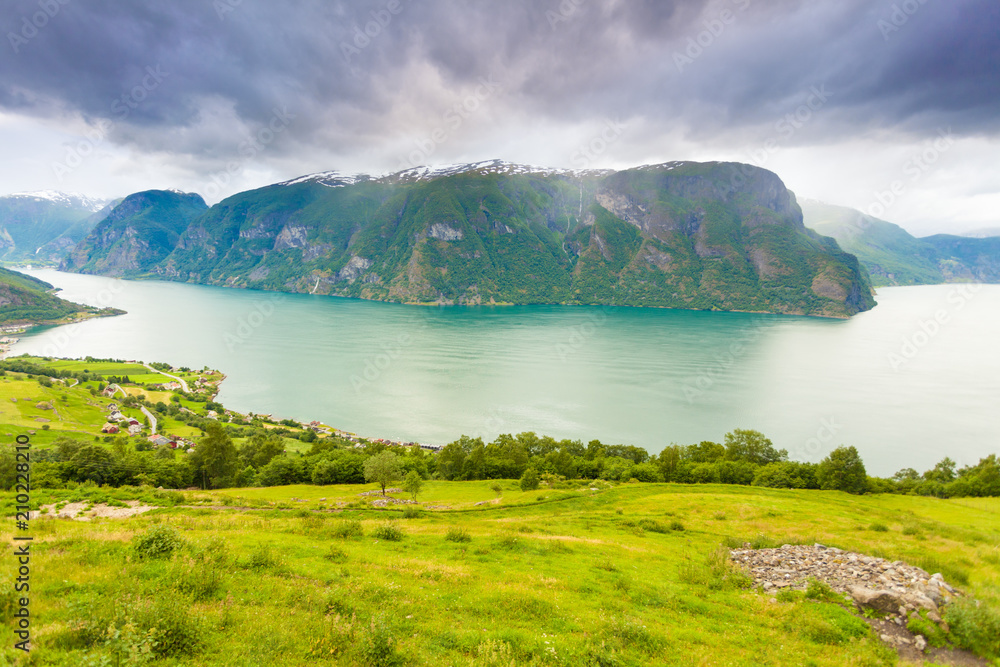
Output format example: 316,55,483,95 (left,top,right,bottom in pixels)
2,480,999,666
